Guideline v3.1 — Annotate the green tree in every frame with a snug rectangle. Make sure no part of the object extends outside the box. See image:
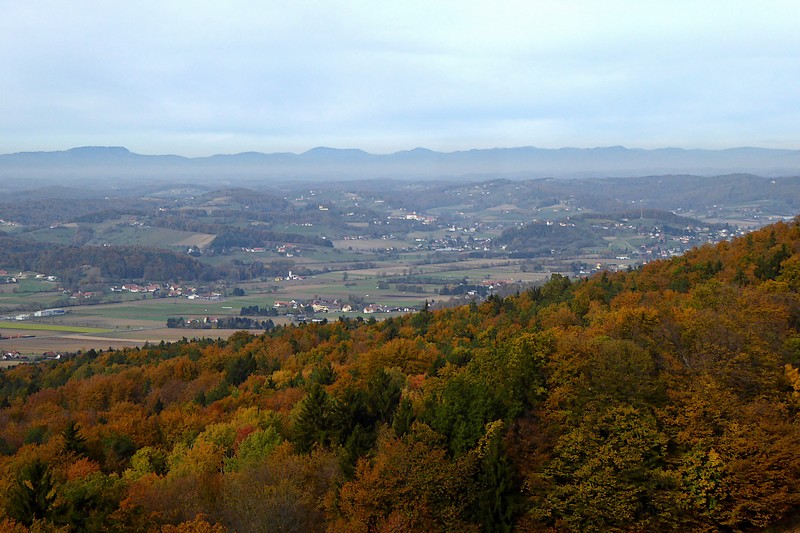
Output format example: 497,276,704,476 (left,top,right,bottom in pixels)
225,353,257,386
425,372,504,456
392,398,414,437
7,459,56,526
309,360,336,386
62,421,88,457
57,472,124,531
472,421,518,533
294,383,333,453
225,427,281,472
530,405,670,531
366,368,402,425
